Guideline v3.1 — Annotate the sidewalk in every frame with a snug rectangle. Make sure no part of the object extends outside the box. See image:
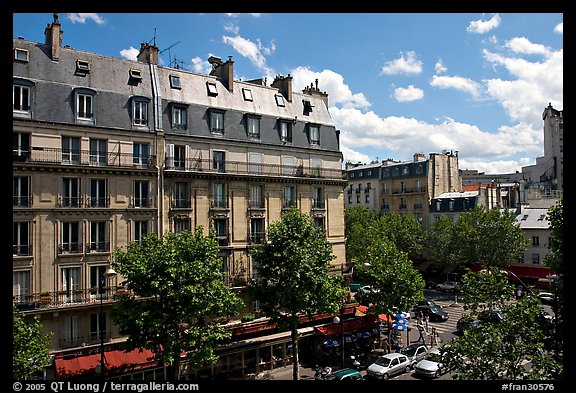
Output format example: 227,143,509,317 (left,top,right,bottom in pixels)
254,363,317,380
